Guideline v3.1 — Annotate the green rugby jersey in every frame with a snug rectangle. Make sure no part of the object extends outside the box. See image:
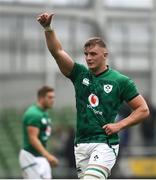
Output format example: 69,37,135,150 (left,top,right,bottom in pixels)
22,105,52,156
68,63,139,145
